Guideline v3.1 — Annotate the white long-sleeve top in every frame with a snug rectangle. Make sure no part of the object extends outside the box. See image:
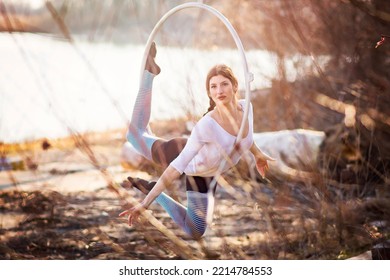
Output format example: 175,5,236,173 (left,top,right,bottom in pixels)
170,99,254,177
